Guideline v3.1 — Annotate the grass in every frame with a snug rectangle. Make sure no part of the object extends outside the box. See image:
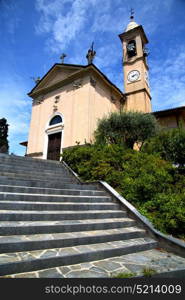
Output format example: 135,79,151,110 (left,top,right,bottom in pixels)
113,272,136,278
142,267,157,277
113,268,158,278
